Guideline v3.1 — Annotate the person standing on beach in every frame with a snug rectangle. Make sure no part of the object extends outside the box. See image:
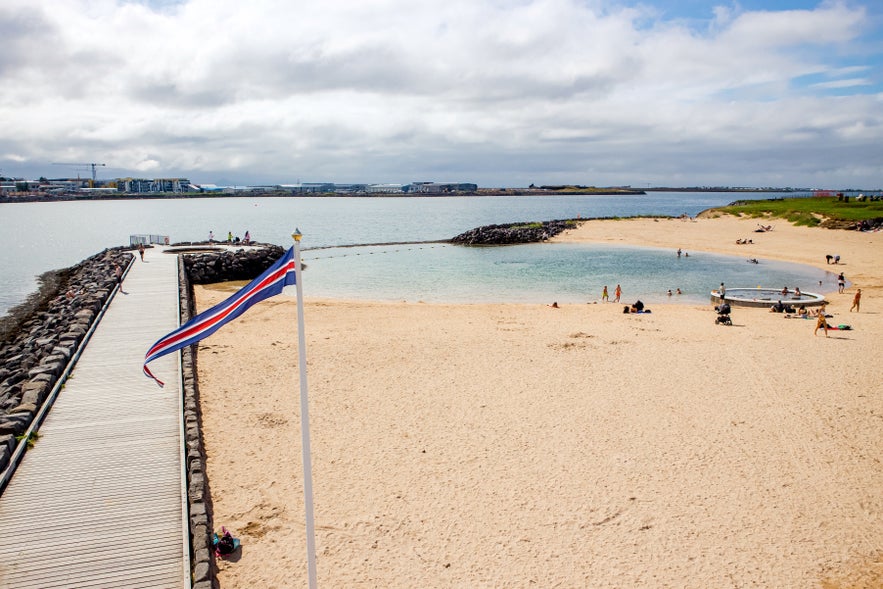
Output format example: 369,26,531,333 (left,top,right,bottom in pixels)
227,231,233,243
614,284,621,303
814,306,829,337
138,243,145,262
838,273,845,294
719,283,726,298
850,289,861,312
244,230,251,245
602,286,609,302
